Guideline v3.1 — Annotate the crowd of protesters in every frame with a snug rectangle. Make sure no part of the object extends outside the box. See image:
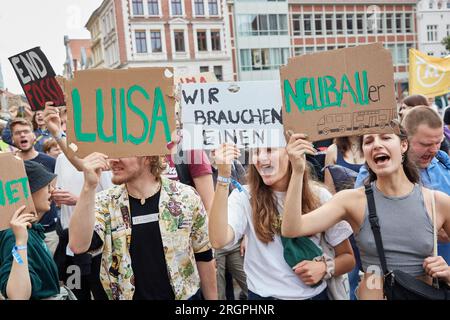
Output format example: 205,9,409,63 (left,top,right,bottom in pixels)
0,92,450,300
